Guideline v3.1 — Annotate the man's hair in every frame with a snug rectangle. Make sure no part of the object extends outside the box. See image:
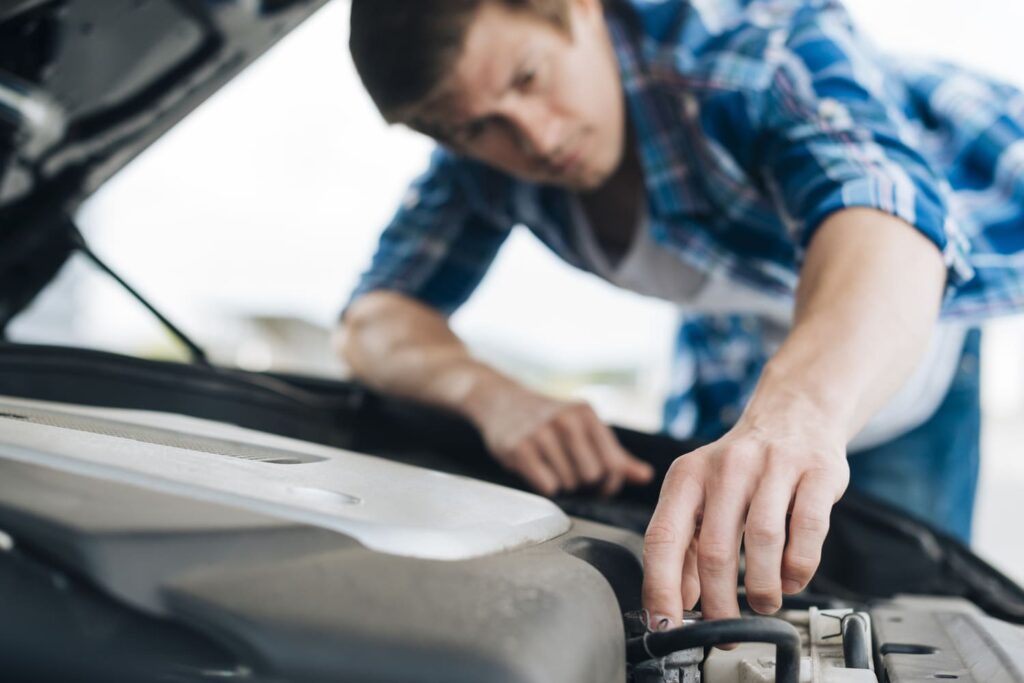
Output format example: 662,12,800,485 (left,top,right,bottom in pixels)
349,0,571,125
